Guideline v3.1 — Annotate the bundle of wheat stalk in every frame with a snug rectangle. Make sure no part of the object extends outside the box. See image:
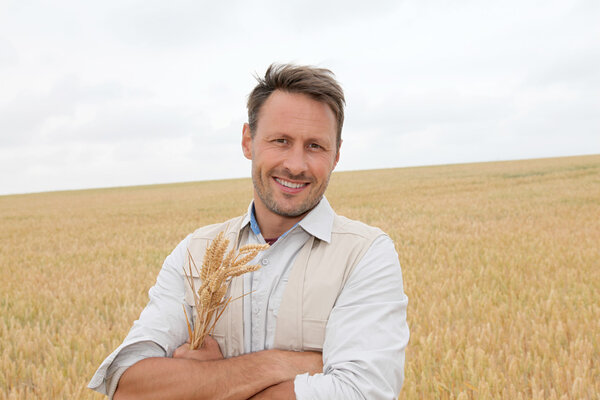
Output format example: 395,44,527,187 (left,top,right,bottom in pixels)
183,232,269,349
